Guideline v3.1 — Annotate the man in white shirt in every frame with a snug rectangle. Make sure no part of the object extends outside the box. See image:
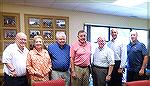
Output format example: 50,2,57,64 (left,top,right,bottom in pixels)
107,28,127,86
2,32,29,86
92,36,115,86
